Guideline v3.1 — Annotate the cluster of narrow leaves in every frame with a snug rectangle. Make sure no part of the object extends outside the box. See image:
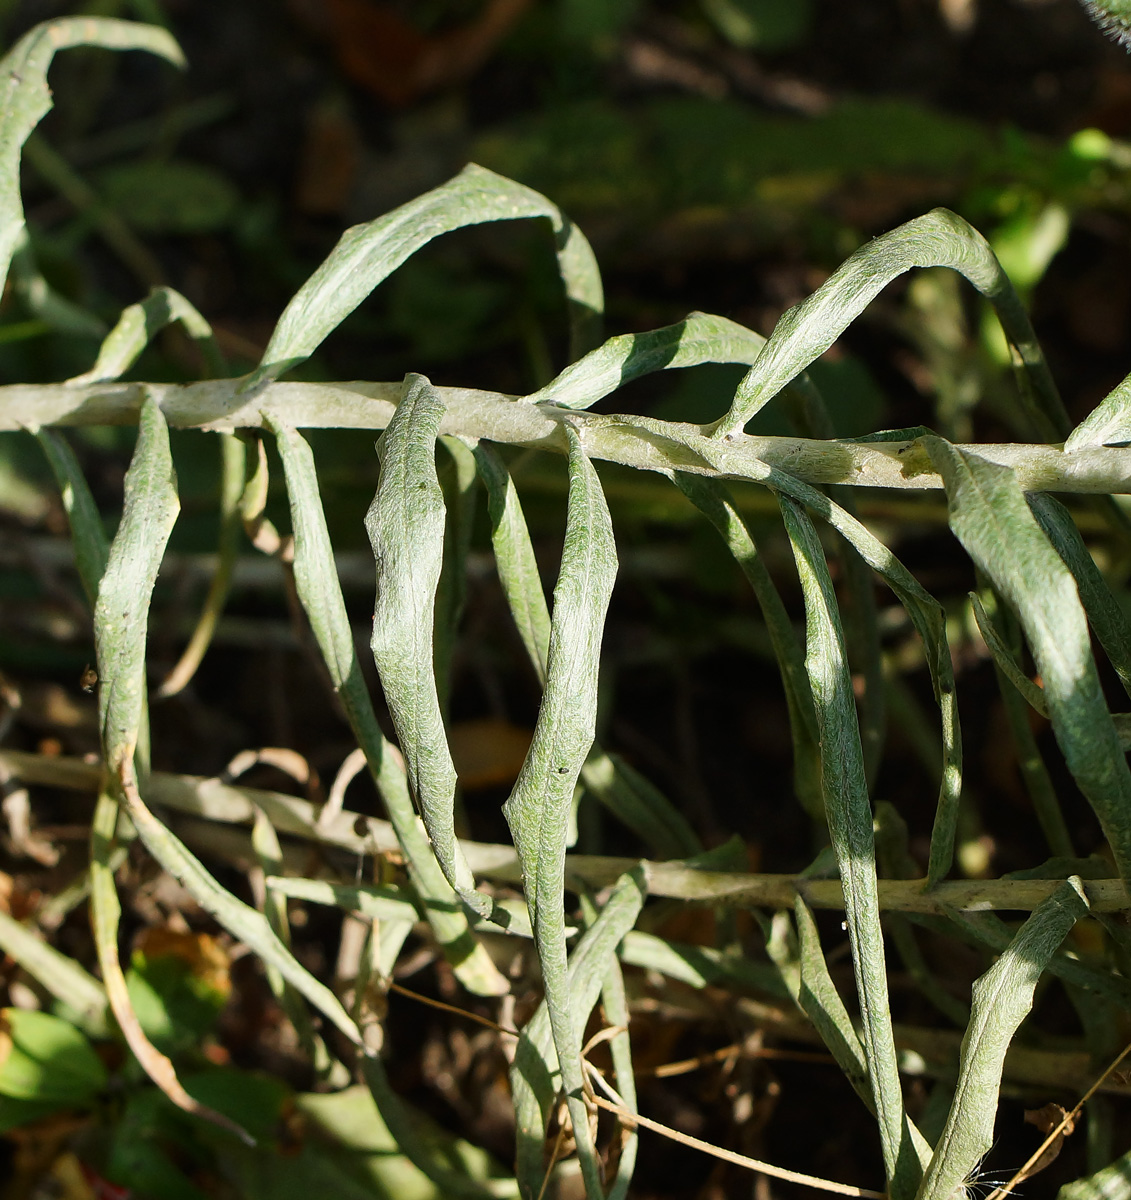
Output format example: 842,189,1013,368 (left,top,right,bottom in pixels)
3,15,1131,1200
